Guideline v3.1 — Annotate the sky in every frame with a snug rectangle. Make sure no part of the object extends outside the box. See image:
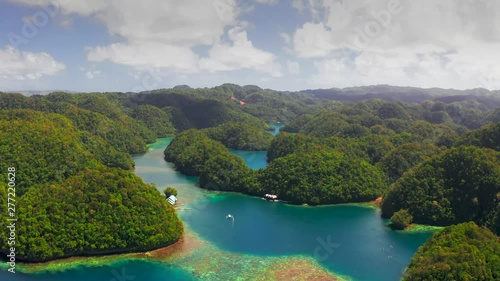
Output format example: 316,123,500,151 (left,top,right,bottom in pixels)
0,0,500,92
